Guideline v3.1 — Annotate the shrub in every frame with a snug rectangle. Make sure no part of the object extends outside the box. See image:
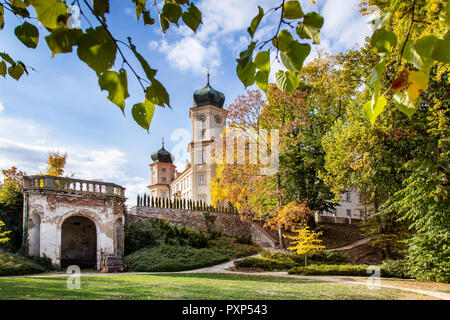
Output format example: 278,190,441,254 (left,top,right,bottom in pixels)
0,249,49,276
124,245,229,272
125,220,210,254
234,257,295,270
208,237,258,259
289,264,370,276
380,259,413,279
235,234,252,245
